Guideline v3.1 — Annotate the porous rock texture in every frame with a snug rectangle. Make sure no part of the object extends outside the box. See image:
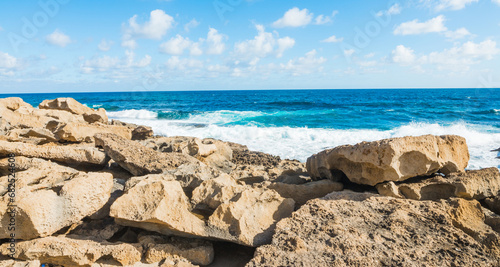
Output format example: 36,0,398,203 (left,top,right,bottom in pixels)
248,192,500,267
376,167,500,200
307,134,470,186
